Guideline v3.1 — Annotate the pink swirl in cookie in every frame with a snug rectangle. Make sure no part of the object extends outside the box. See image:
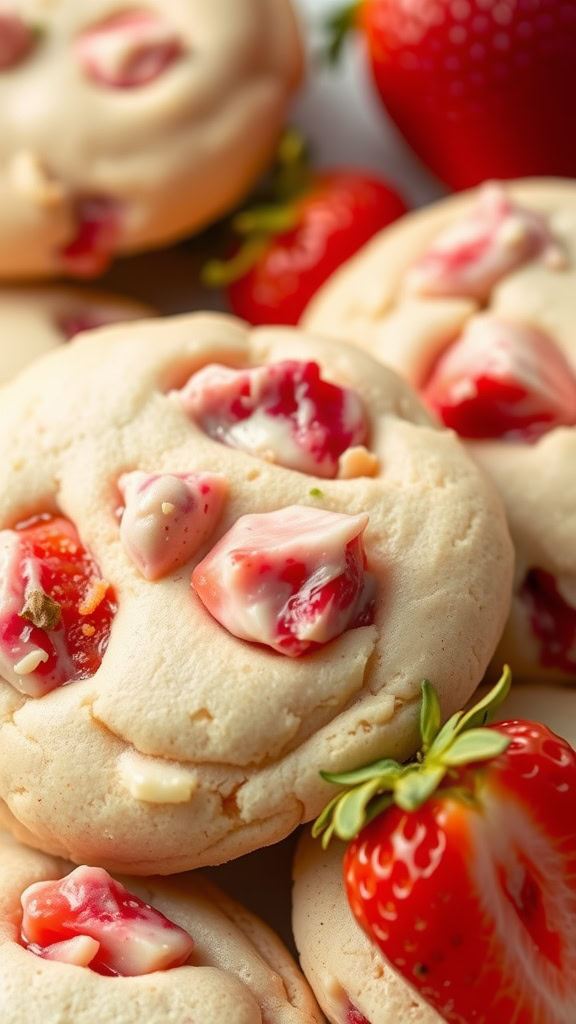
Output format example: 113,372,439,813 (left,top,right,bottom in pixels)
192,505,375,657
0,515,116,697
0,11,34,70
21,866,194,976
179,360,369,478
119,471,228,581
60,197,121,278
405,184,565,301
522,569,576,674
76,10,183,89
423,315,576,440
